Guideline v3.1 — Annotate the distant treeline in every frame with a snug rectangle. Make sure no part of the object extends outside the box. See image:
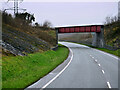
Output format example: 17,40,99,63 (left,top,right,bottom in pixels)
2,11,53,29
